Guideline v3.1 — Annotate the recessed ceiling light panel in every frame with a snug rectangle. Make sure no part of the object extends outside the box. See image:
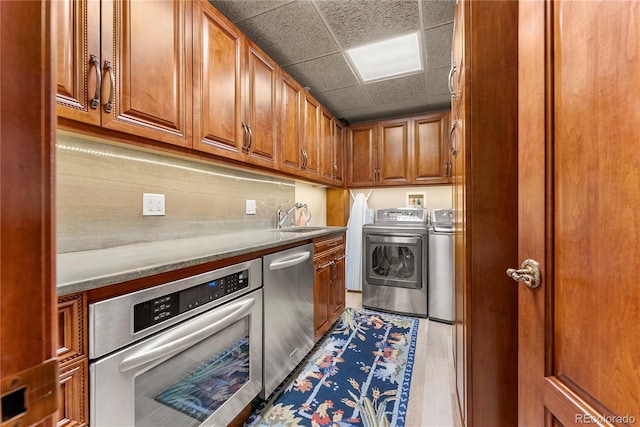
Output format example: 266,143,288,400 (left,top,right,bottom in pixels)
346,32,423,82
